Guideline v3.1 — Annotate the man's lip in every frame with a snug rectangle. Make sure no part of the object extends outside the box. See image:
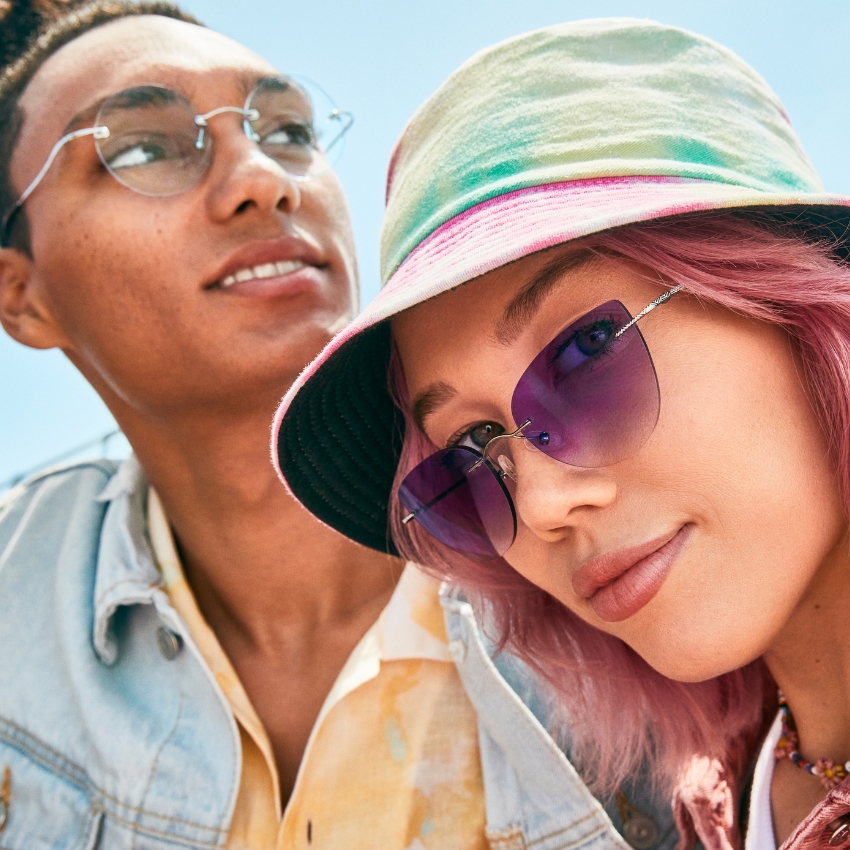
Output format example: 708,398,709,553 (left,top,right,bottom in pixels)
572,525,690,600
205,237,325,289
